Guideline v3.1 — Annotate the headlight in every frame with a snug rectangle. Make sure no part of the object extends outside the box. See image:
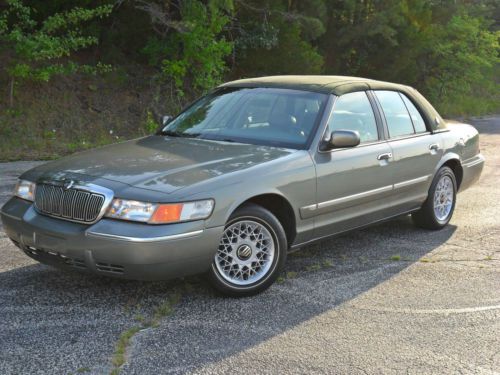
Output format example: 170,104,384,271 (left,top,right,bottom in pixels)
105,198,214,224
14,180,36,201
